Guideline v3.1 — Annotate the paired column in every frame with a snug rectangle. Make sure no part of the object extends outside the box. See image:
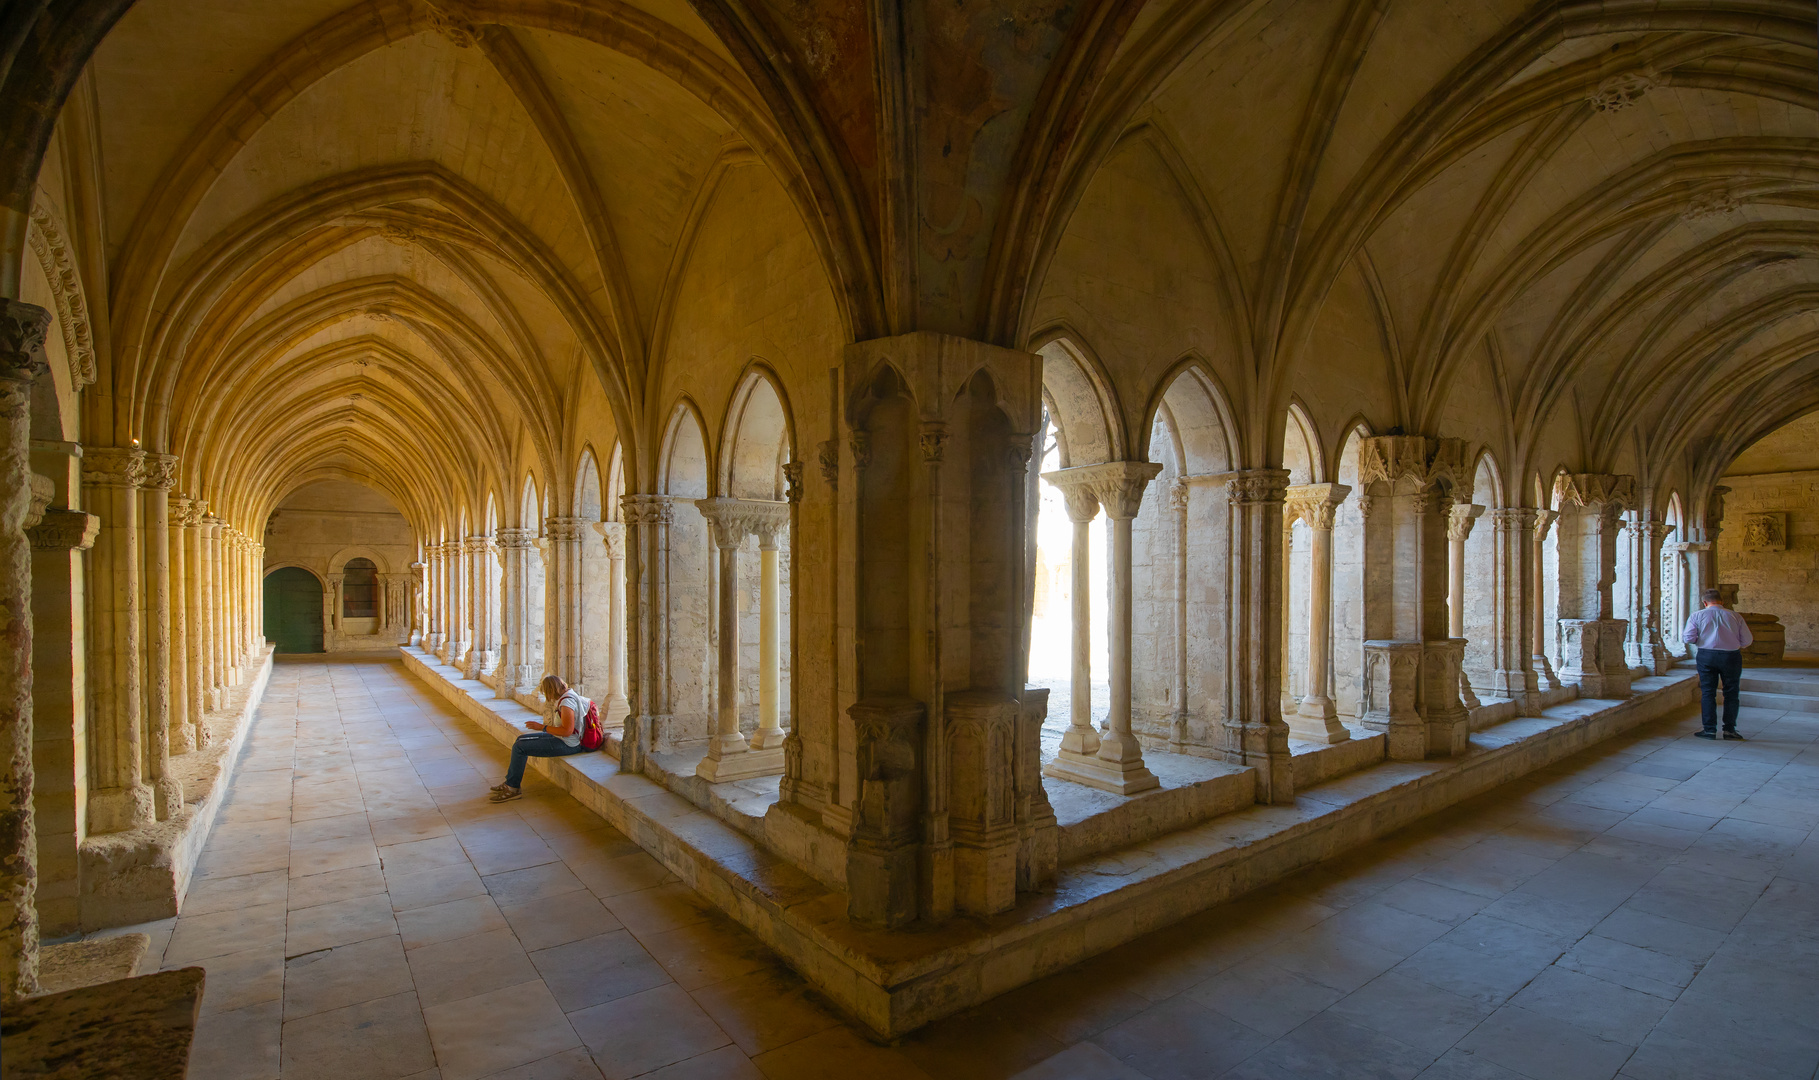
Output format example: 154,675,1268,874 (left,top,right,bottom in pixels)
1624,516,1674,676
1050,478,1099,759
1554,474,1635,699
1,301,50,1000
544,518,586,686
199,516,223,708
82,447,154,833
1040,462,1162,796
425,545,445,653
618,497,673,773
1223,470,1296,800
446,539,470,670
1285,483,1351,743
1484,508,1540,709
497,527,538,693
1531,510,1560,690
167,495,194,754
1446,501,1484,710
694,497,789,783
464,534,500,680
138,455,181,818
